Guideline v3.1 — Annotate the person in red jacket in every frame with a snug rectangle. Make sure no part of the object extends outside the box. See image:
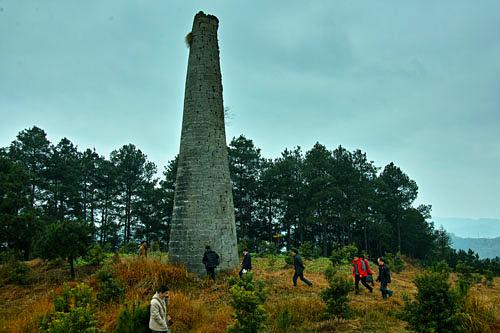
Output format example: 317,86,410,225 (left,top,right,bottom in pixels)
352,254,373,294
361,254,375,287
